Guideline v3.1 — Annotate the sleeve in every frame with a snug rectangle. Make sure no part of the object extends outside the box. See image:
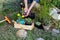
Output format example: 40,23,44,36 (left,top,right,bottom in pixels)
34,0,39,3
